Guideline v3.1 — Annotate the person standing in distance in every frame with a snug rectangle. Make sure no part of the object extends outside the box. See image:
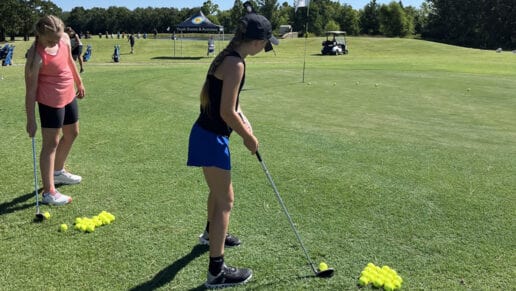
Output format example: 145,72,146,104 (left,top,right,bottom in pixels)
129,33,135,54
25,15,85,206
64,26,84,73
207,35,215,57
187,10,278,289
